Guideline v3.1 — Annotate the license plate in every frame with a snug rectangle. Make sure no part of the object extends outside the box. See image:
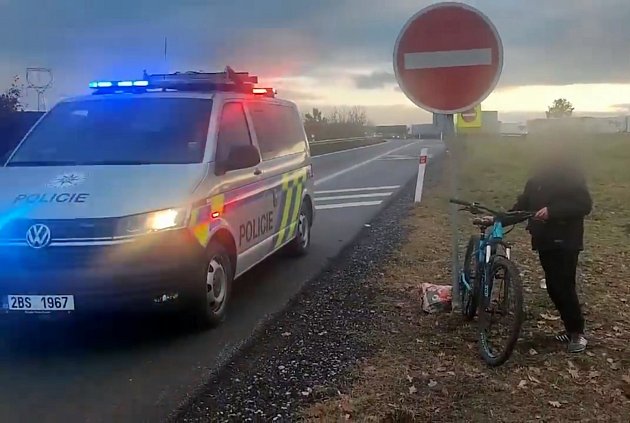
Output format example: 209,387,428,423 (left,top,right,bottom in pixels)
7,295,75,312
